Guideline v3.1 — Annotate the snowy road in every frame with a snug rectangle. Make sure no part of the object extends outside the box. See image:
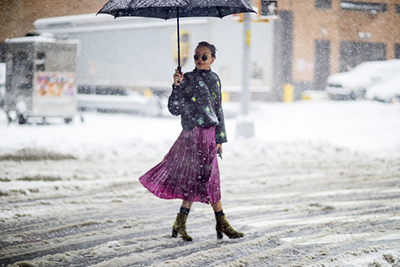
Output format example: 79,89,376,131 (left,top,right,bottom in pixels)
1,101,400,266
